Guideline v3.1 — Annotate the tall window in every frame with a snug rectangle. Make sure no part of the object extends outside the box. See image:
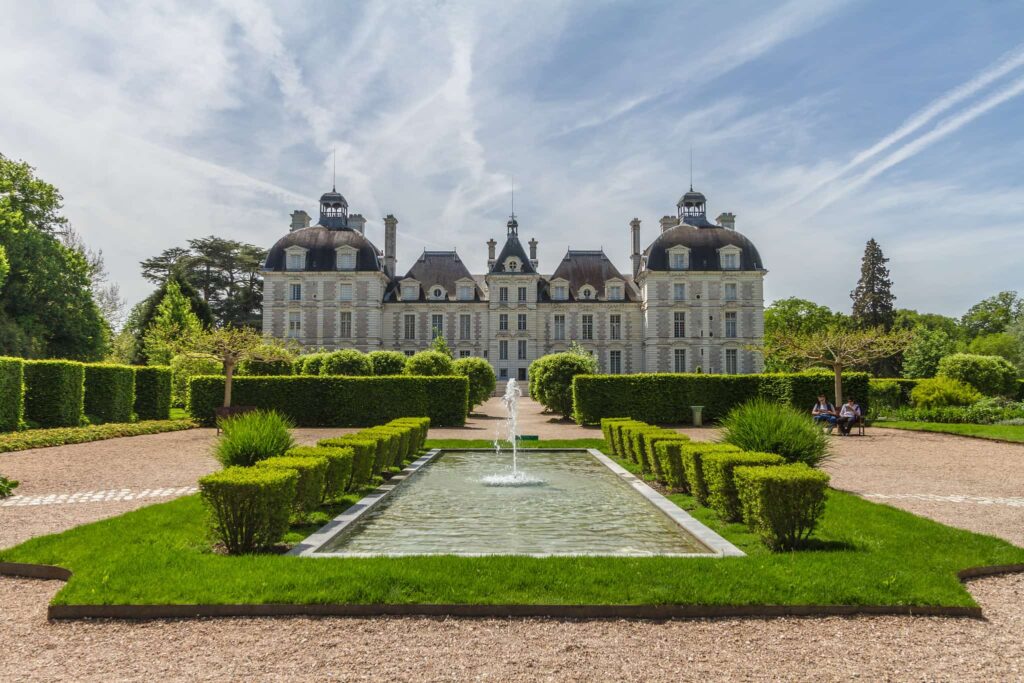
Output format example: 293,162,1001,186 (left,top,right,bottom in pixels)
499,340,509,360
499,367,508,379
339,312,352,338
608,285,623,300
673,312,686,338
458,284,473,301
287,252,304,271
517,339,527,360
553,285,567,301
460,314,471,340
724,283,737,301
553,314,566,340
517,313,527,331
339,283,353,301
581,314,593,340
518,286,527,302
725,311,738,338
499,314,509,331
431,314,443,338
609,350,622,374
725,349,738,374
674,348,686,373
288,312,301,338
499,286,509,302
290,283,302,301
721,253,739,270
337,251,356,270
609,314,621,340
673,283,686,301
404,314,416,340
